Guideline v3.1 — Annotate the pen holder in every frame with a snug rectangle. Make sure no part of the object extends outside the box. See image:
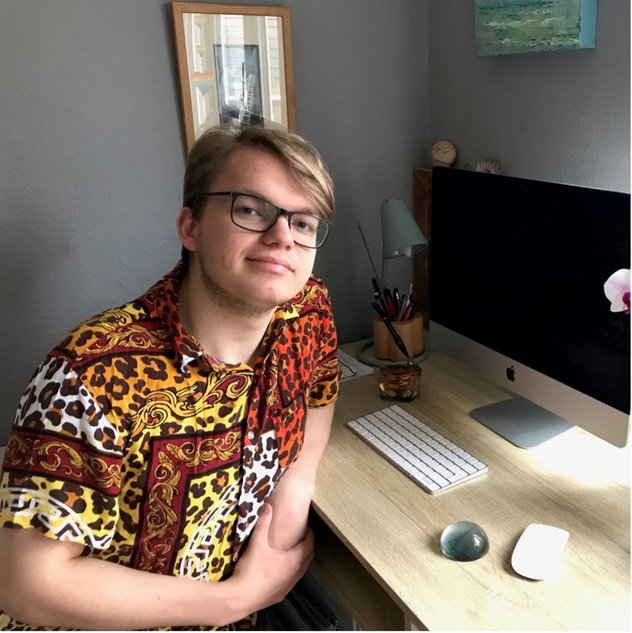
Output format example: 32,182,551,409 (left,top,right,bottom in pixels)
379,363,422,401
373,313,424,361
